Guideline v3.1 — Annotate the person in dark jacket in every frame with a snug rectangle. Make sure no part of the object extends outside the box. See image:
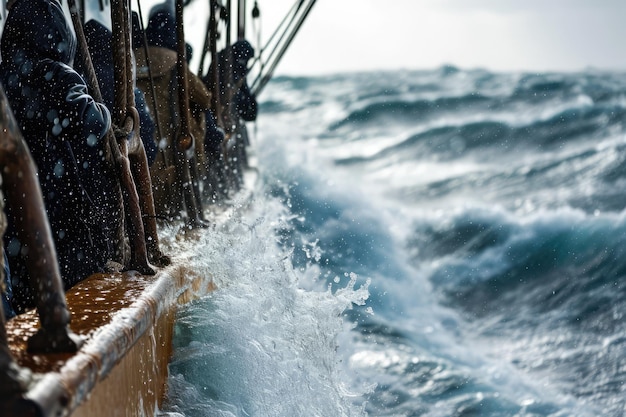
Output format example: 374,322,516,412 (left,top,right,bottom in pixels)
0,0,113,310
229,40,258,123
206,39,257,186
77,19,158,165
212,40,258,123
78,18,170,268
